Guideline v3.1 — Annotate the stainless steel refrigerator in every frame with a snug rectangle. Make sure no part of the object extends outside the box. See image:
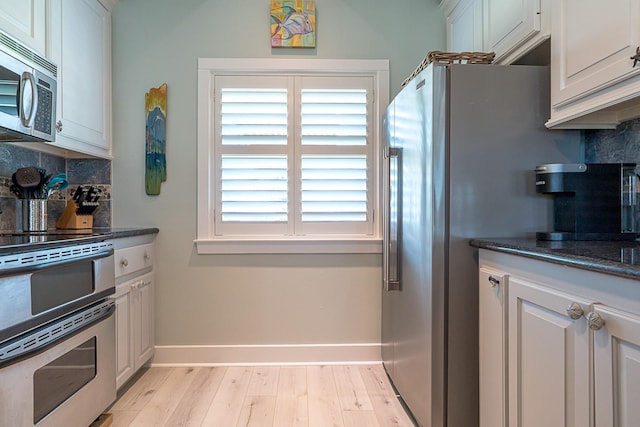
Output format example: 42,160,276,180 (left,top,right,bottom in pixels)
382,63,581,427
